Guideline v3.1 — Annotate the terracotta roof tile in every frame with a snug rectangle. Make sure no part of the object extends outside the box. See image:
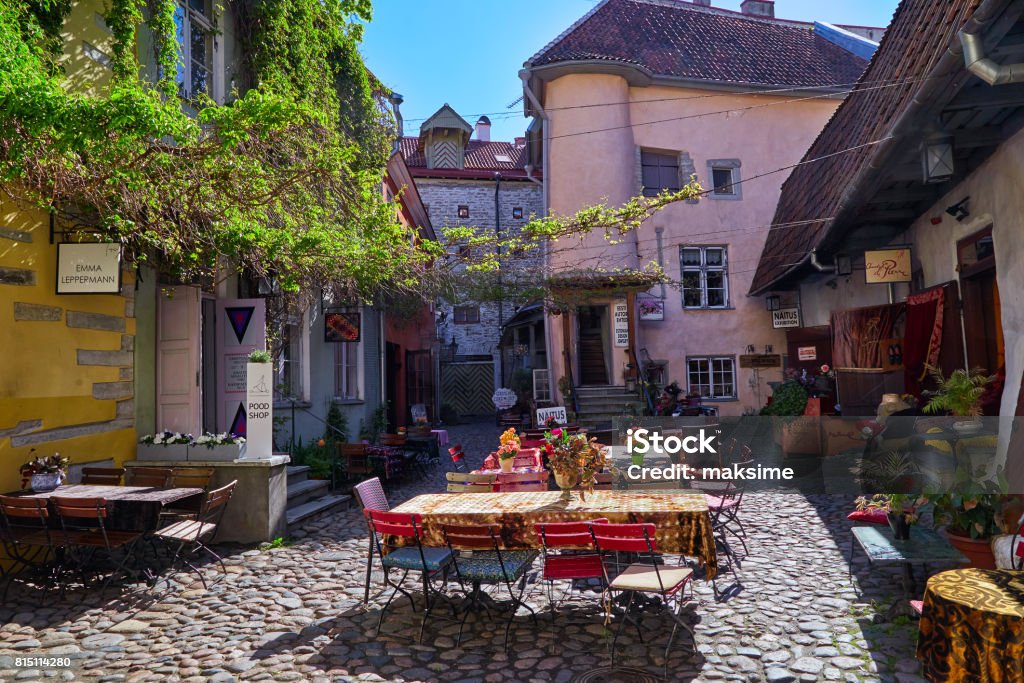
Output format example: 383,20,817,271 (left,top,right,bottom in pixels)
398,137,534,179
